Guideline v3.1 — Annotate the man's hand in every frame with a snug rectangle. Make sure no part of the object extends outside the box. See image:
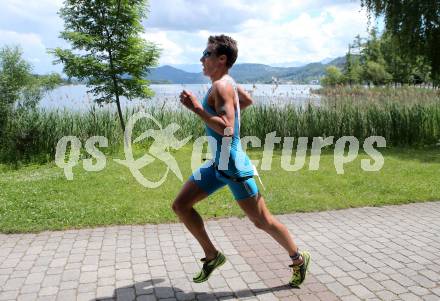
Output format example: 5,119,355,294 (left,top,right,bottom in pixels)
237,85,254,110
179,83,235,137
179,90,203,113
